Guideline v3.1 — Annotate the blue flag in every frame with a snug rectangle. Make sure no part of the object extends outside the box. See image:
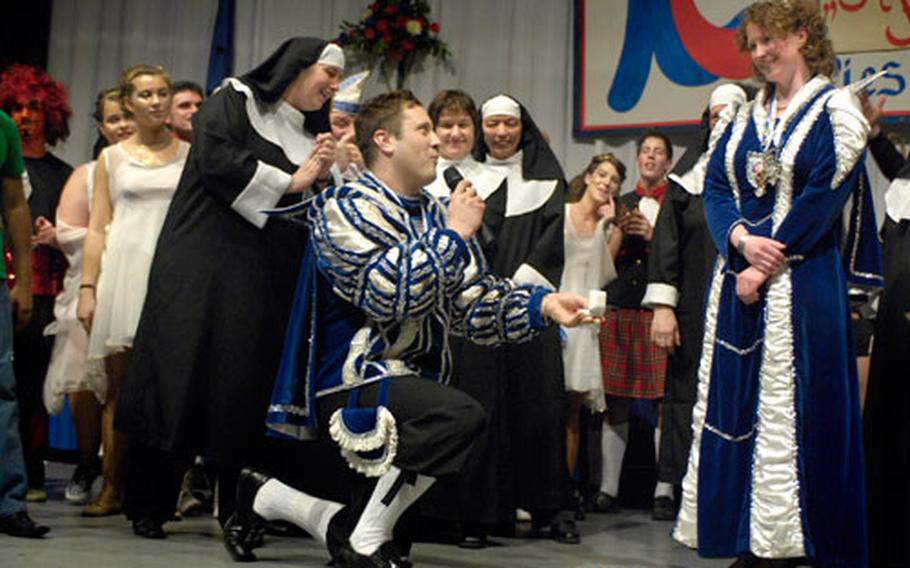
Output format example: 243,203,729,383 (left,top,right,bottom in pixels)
206,0,235,94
